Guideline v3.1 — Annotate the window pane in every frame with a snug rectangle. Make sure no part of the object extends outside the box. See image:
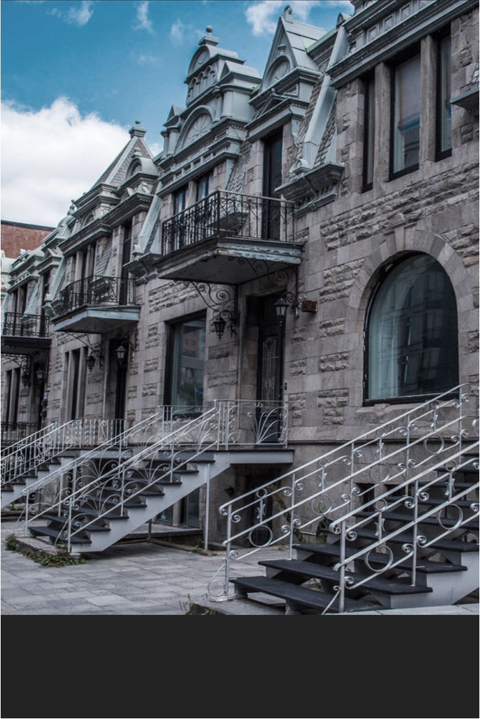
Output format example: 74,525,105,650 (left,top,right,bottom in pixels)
368,255,458,399
171,318,205,410
438,35,452,154
363,76,375,188
392,55,420,174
